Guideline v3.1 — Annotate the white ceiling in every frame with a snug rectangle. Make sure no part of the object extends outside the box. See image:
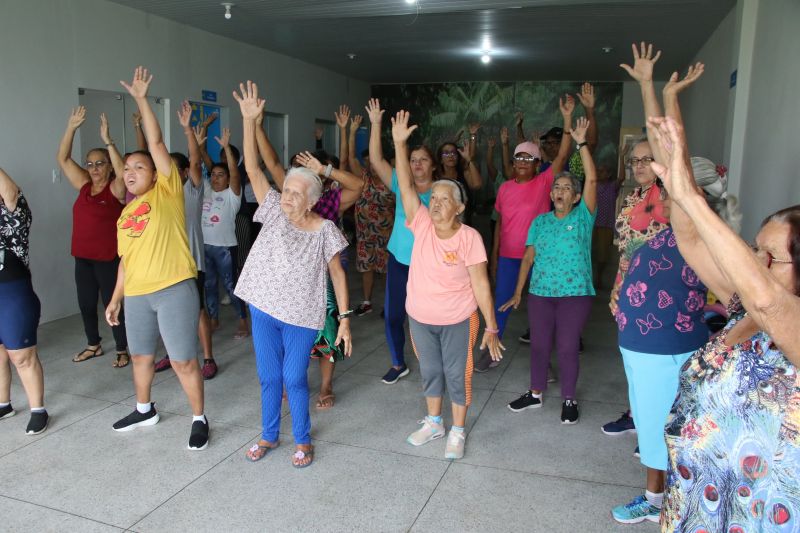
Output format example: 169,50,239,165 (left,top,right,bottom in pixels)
107,0,736,83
